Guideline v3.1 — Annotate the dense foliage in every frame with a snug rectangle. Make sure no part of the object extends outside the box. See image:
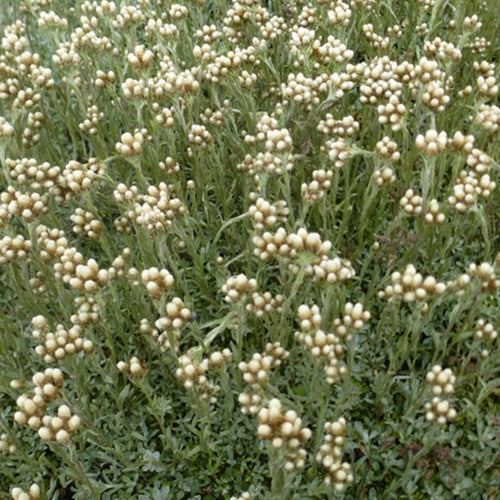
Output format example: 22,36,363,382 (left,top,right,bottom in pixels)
0,0,498,498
